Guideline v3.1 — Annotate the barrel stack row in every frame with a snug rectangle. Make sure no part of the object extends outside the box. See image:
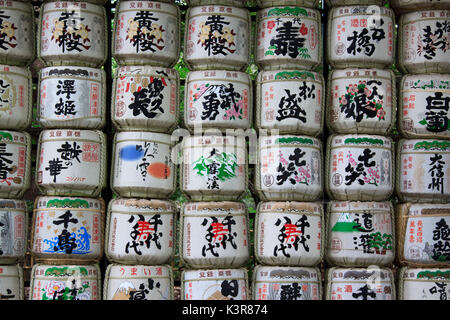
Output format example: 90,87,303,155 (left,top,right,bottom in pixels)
392,0,450,301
